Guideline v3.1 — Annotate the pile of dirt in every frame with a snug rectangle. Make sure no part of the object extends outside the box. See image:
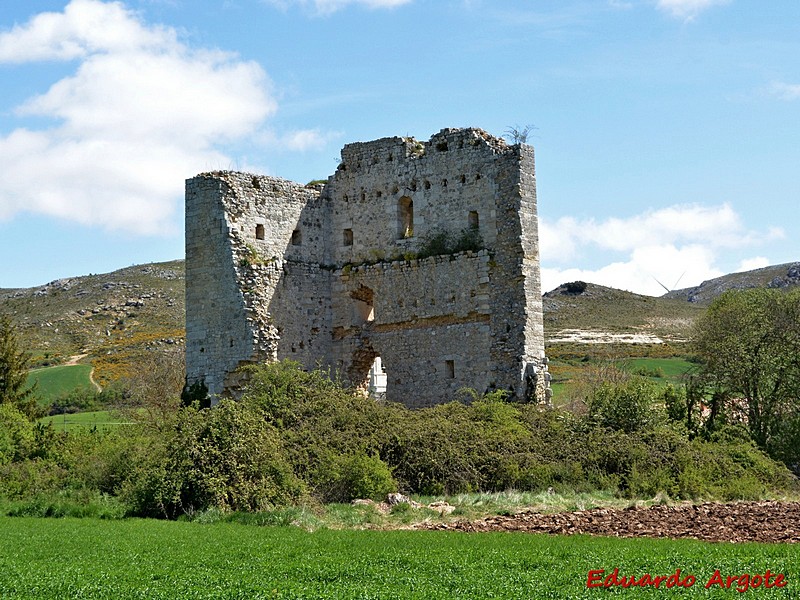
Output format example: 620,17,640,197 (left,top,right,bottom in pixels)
421,501,800,543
